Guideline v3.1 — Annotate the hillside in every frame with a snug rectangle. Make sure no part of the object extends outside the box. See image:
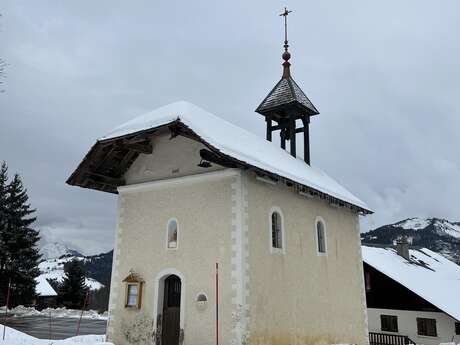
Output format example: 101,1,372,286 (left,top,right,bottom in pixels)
362,217,460,264
38,255,104,291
